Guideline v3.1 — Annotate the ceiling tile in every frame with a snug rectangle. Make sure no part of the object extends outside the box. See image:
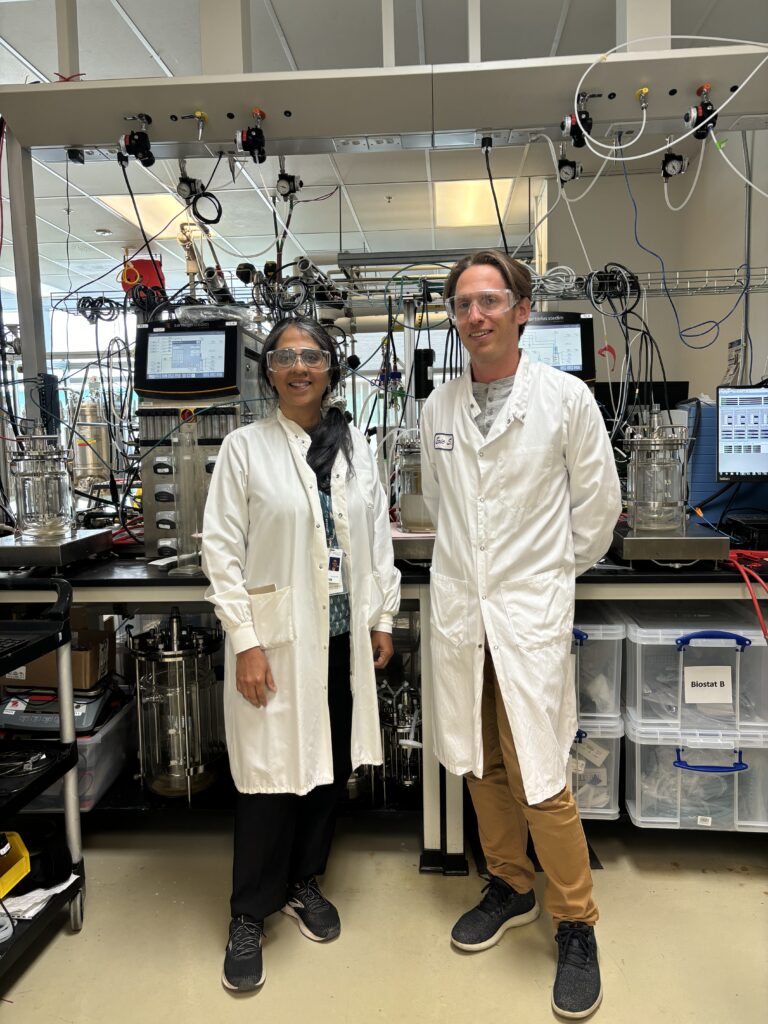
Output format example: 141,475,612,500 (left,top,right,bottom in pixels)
333,151,429,184
272,0,383,71
346,181,432,230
